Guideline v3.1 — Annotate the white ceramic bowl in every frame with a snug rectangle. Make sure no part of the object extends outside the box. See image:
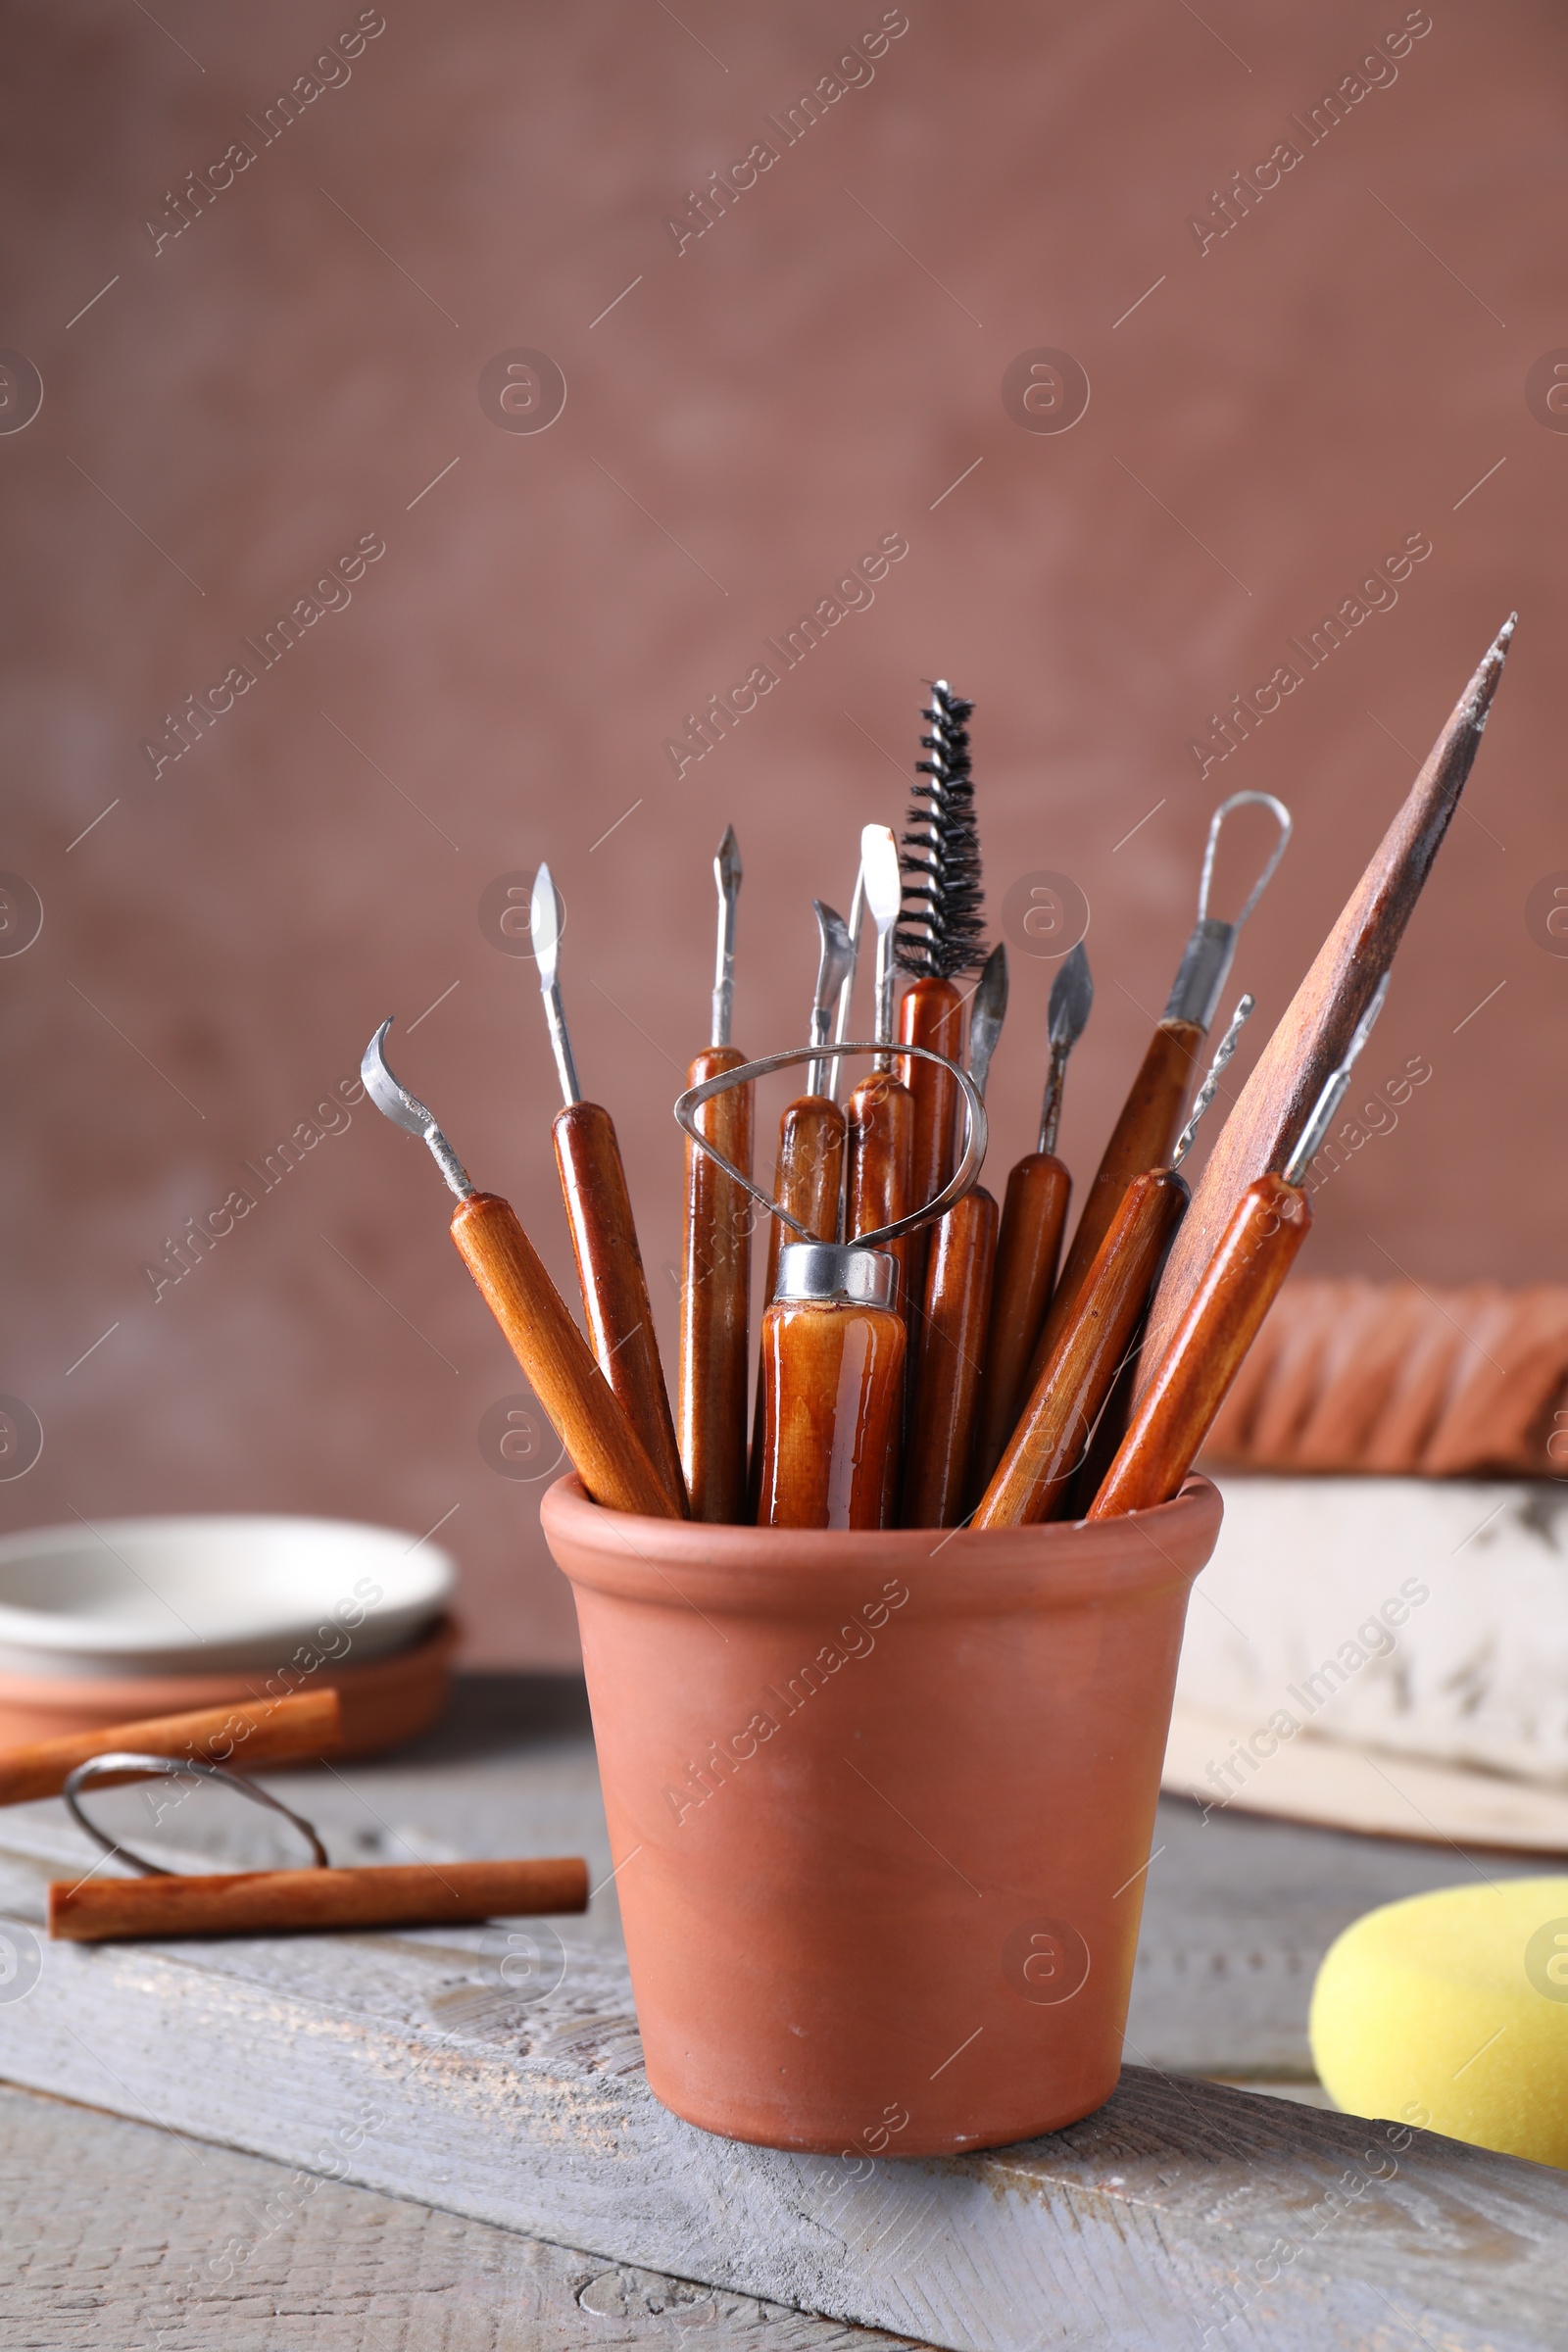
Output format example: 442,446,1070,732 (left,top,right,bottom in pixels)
0,1514,457,1679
